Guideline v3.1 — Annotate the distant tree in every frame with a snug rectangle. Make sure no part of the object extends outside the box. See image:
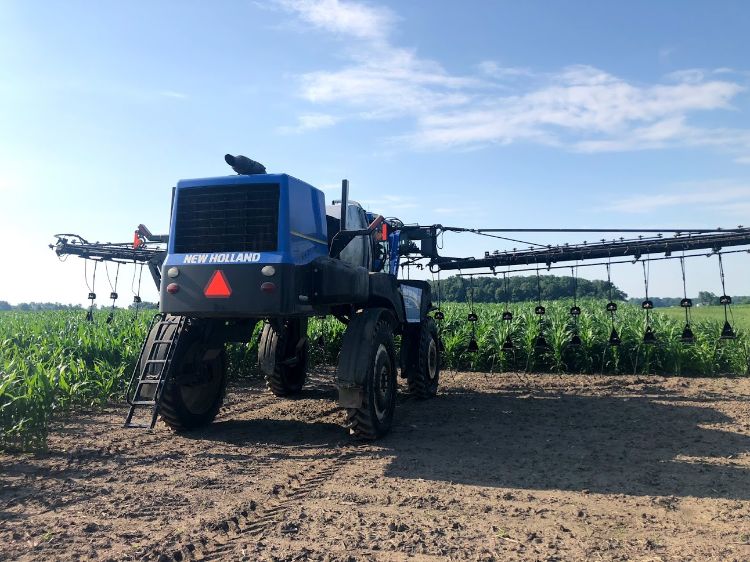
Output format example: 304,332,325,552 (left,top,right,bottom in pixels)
628,297,682,308
10,302,82,311
431,275,627,303
0,300,11,311
698,291,717,306
129,301,159,310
